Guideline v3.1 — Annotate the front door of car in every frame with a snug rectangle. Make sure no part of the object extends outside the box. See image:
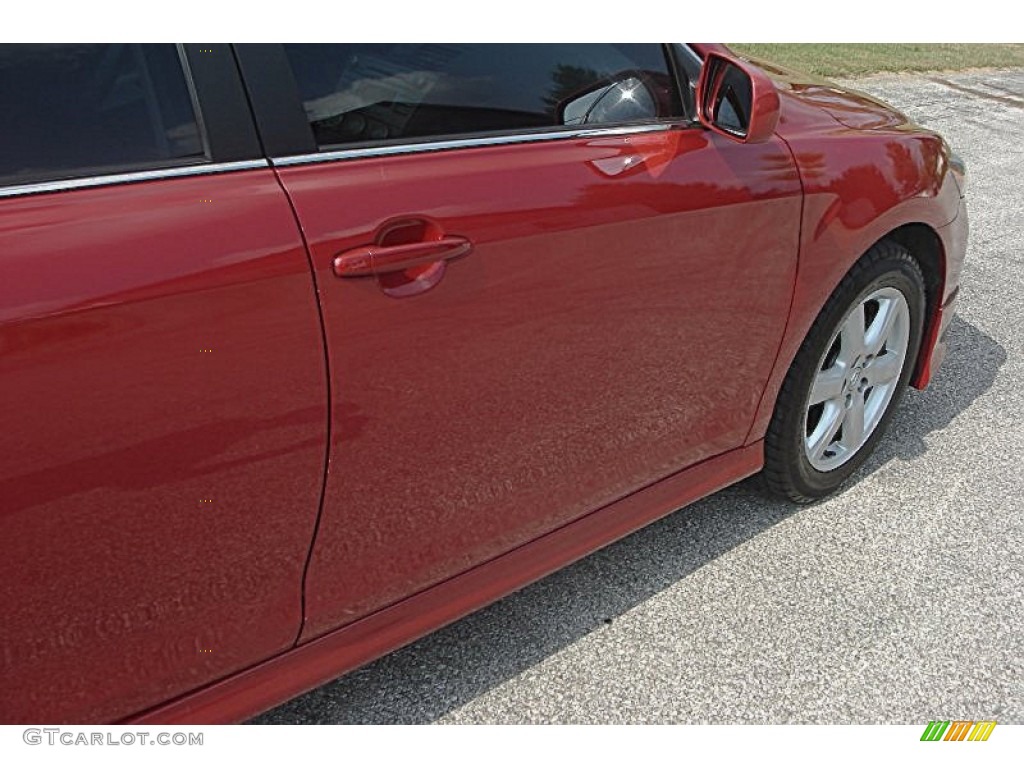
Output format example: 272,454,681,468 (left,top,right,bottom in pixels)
238,44,802,639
